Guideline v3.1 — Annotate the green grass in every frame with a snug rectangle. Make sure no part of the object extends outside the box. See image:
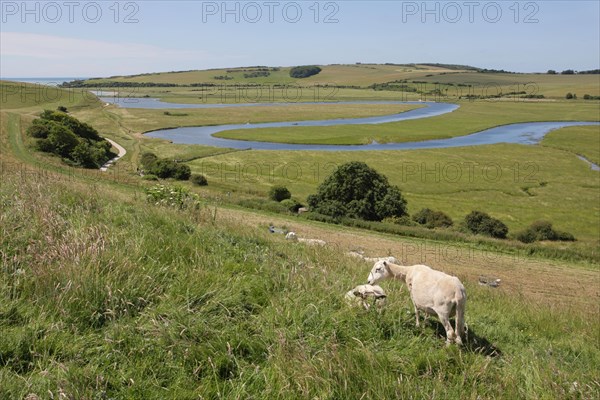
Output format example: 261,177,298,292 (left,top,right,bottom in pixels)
108,102,422,136
1,72,600,398
1,170,598,399
188,140,600,244
83,64,459,87
214,100,600,144
541,125,600,165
